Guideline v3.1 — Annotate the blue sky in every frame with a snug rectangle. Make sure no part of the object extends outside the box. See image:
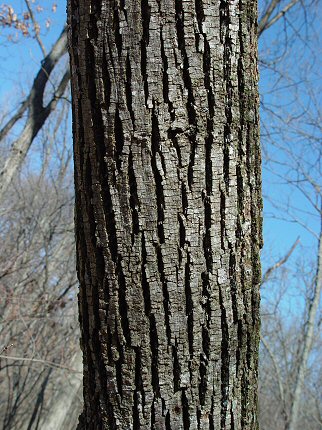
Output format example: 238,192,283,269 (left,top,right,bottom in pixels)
258,1,321,266
0,0,67,101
